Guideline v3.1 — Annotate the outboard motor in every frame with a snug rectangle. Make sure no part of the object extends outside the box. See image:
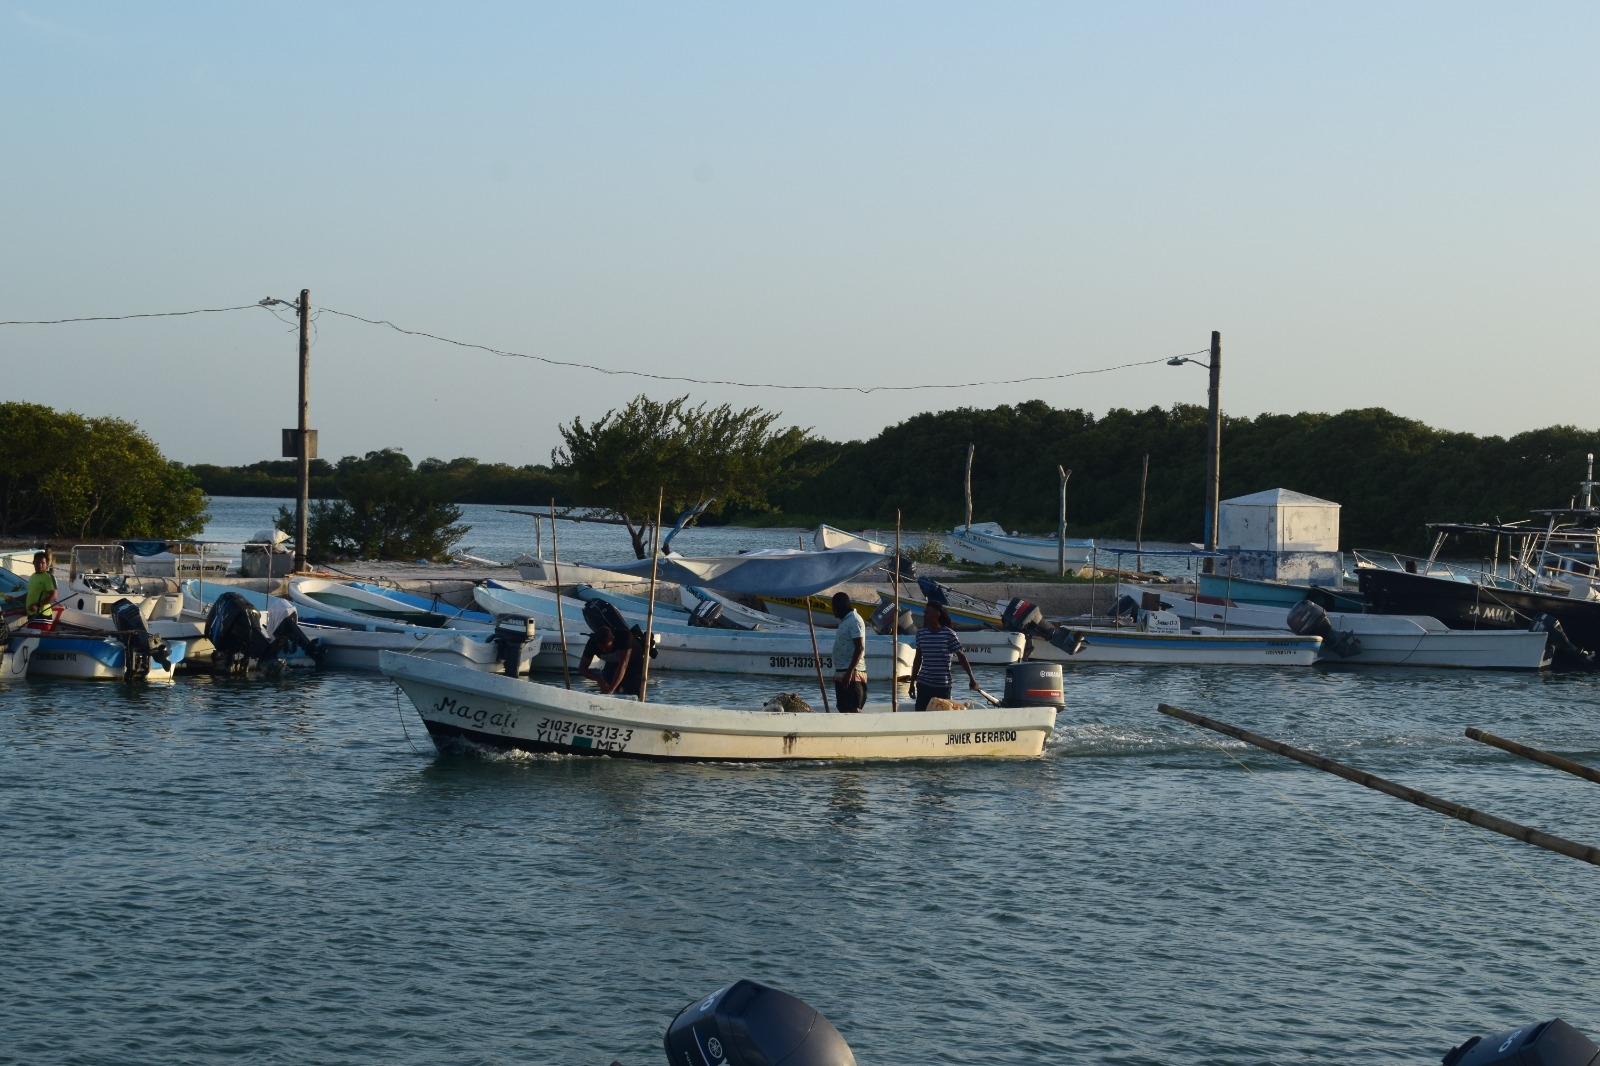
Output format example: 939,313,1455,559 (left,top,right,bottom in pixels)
1047,627,1086,656
687,599,725,629
663,980,856,1066
1287,598,1361,658
1002,661,1065,708
1001,597,1045,634
492,615,536,677
917,574,949,605
1531,613,1591,666
1442,1018,1600,1065
204,592,271,676
110,597,170,679
868,600,916,636
1106,594,1140,625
